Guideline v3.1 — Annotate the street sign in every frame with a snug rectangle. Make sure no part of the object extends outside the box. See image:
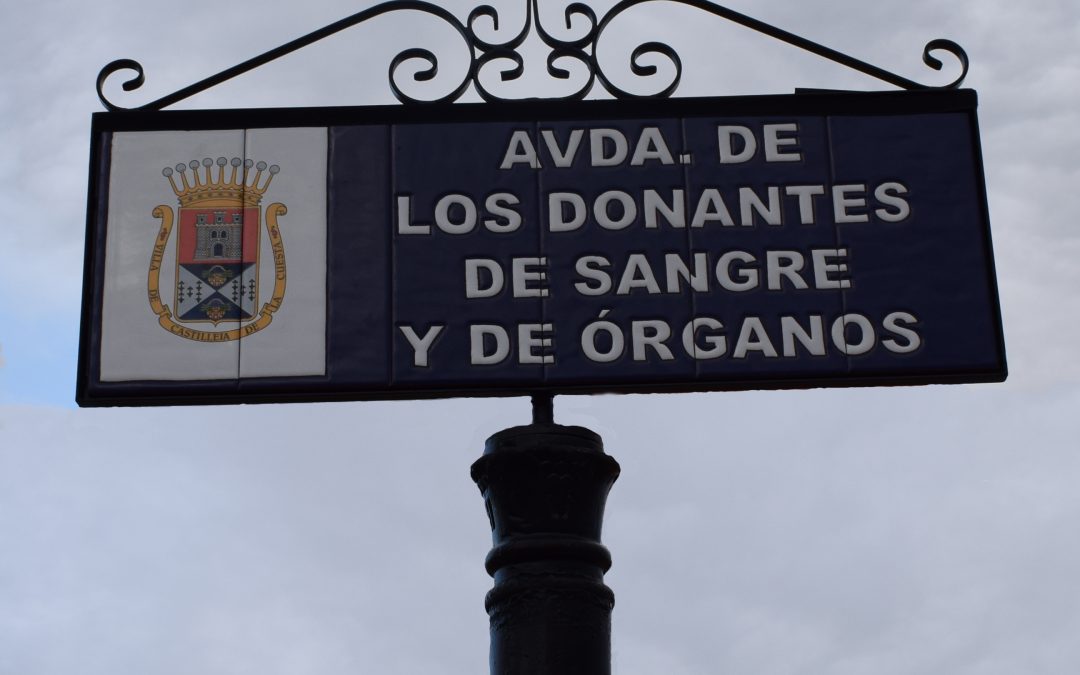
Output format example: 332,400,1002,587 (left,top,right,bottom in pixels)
78,89,1005,406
